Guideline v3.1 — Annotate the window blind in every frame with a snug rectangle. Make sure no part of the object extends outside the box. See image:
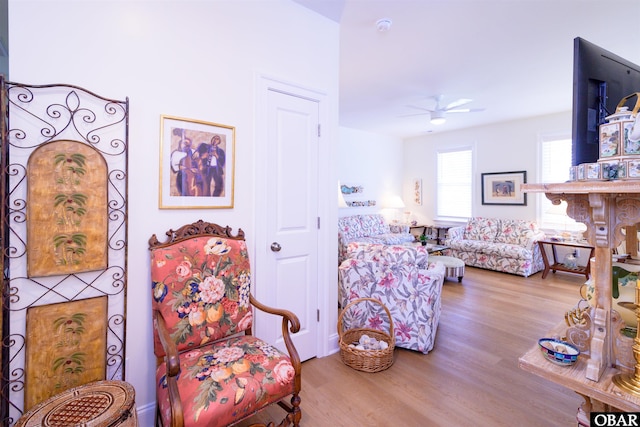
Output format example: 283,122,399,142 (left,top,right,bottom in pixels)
437,148,472,219
539,137,584,231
